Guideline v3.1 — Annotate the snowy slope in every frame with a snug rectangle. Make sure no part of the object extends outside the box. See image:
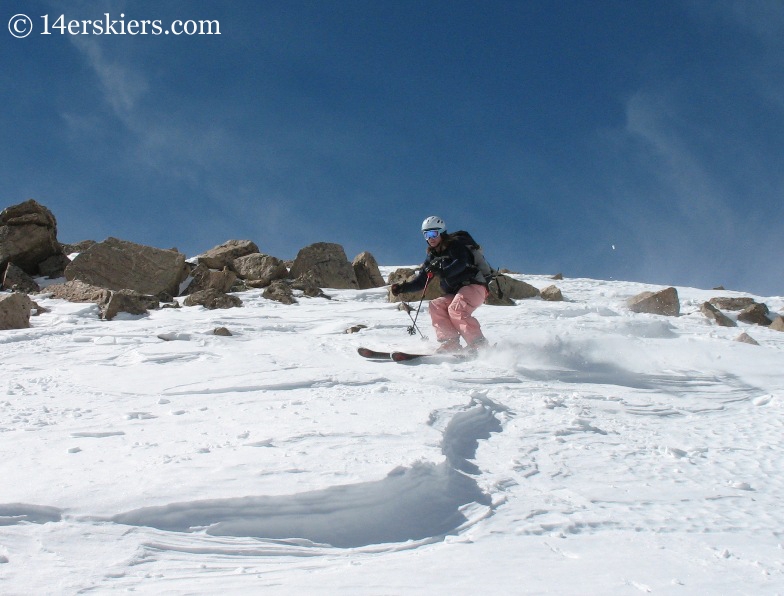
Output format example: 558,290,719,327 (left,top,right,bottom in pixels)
1,271,783,594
